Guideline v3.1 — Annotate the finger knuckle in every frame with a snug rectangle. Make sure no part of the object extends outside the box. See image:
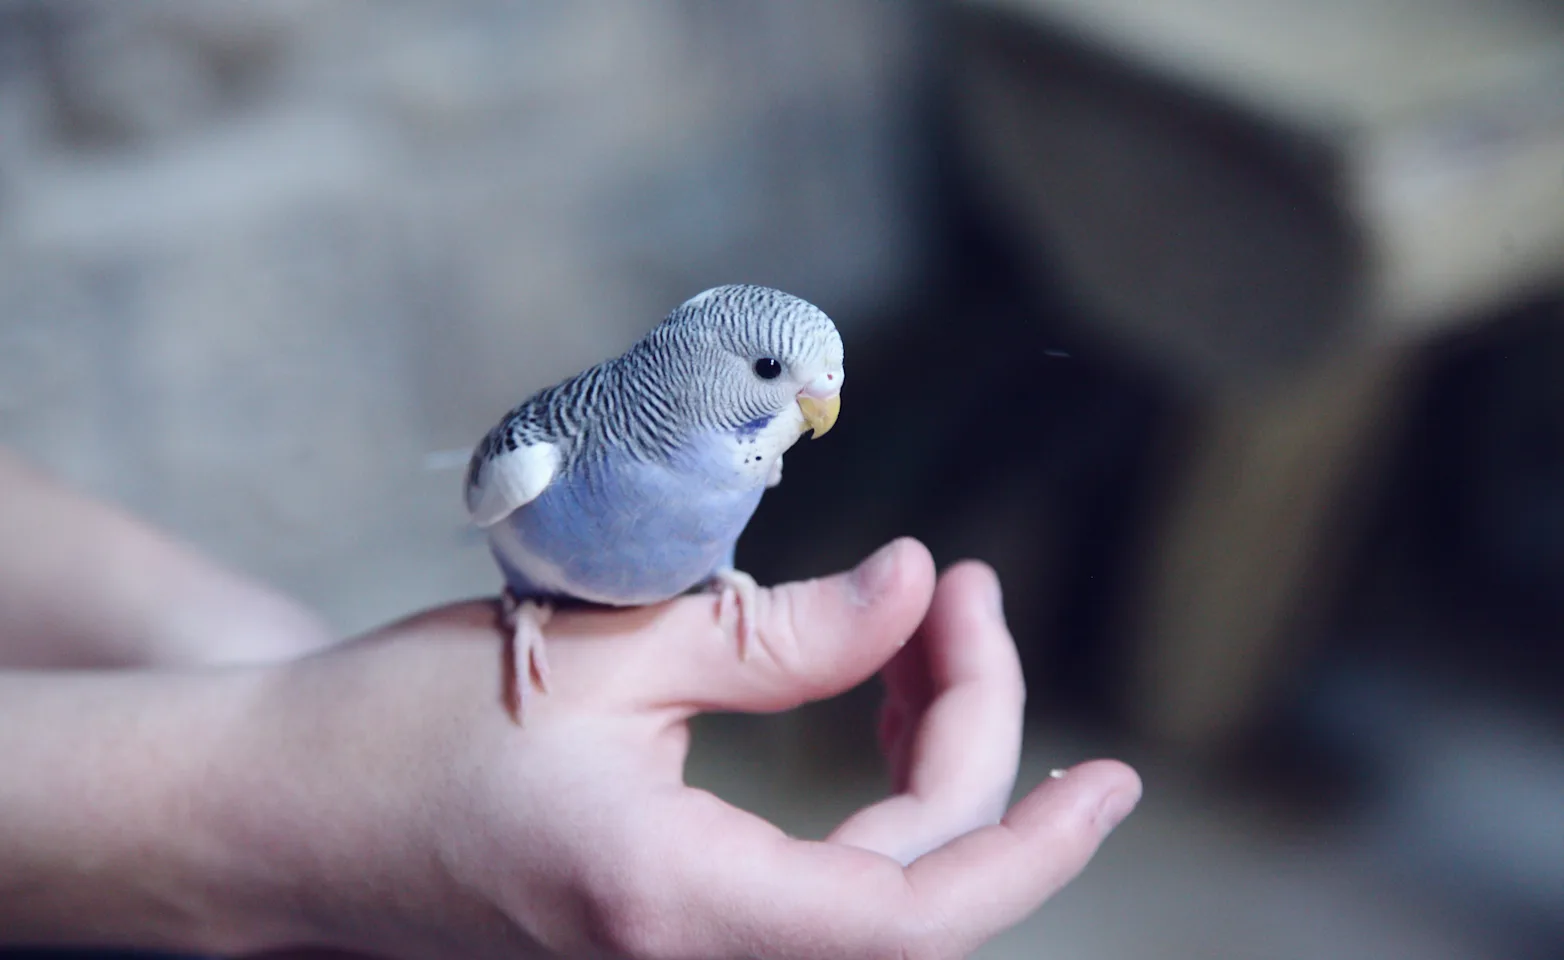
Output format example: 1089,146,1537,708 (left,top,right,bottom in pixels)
589,881,682,960
882,899,971,960
884,927,956,960
583,841,687,960
754,587,814,682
